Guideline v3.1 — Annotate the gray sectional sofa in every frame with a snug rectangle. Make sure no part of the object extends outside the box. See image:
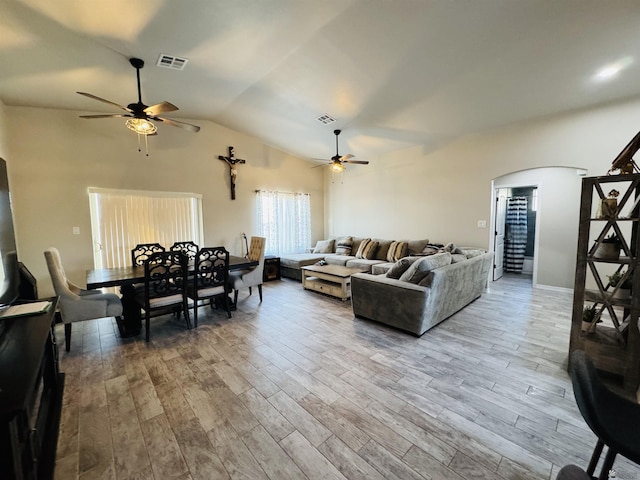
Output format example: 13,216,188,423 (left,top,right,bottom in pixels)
280,235,492,335
351,250,493,336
